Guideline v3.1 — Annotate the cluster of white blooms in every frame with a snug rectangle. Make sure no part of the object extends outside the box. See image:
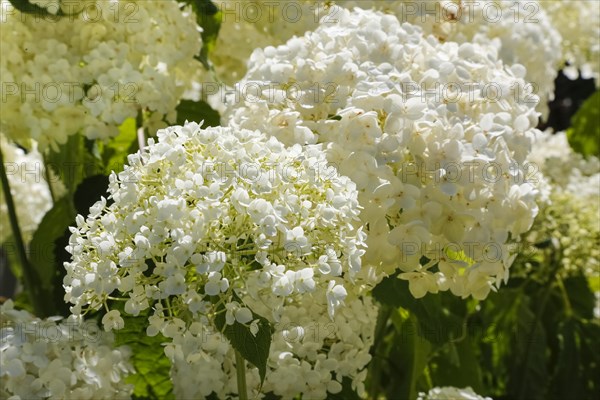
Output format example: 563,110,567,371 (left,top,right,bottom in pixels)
209,1,561,117
0,137,55,244
542,0,600,82
169,294,377,399
64,122,367,335
0,300,133,399
337,0,562,117
528,130,600,197
0,0,202,150
524,130,600,278
417,386,493,400
224,8,541,300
